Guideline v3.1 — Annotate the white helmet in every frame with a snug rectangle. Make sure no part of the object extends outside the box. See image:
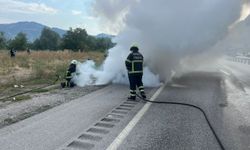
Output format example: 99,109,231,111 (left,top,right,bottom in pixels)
71,60,77,65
